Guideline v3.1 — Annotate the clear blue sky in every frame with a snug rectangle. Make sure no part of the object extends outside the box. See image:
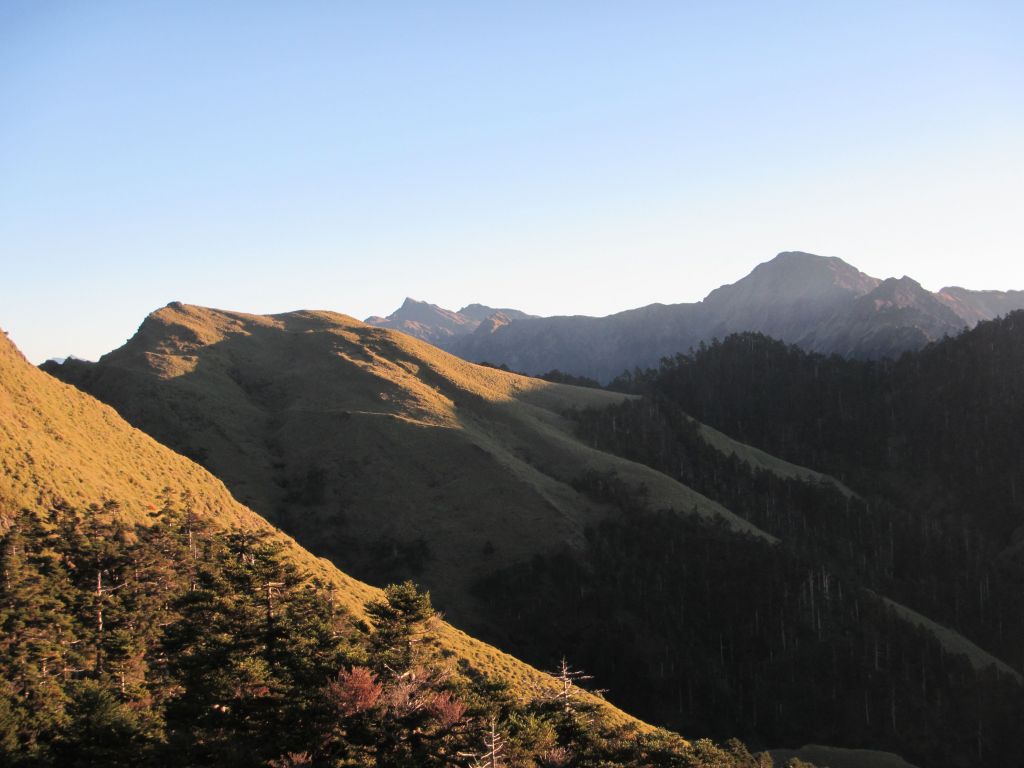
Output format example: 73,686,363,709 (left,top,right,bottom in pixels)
2,1,1022,362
